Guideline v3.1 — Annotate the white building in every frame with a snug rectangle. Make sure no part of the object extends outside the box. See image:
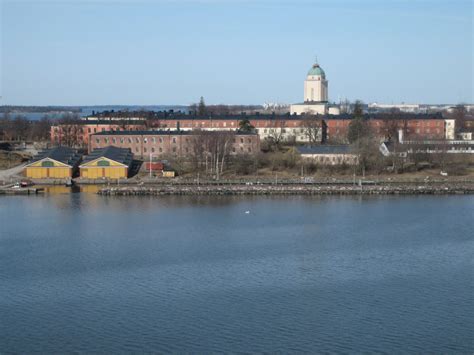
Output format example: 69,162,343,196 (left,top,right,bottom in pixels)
290,61,340,115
